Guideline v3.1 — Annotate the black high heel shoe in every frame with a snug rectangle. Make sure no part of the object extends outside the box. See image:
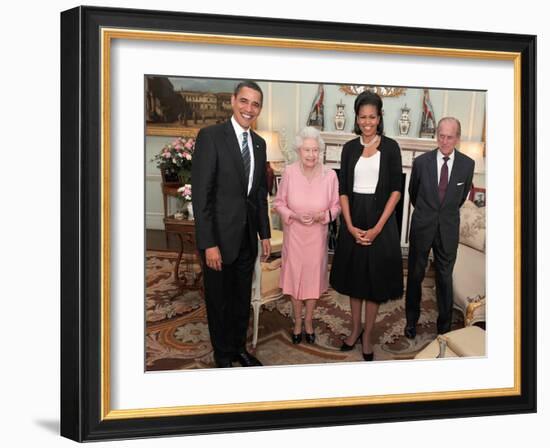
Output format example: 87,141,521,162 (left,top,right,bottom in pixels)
362,352,374,361
291,331,303,344
304,321,315,344
340,330,364,351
